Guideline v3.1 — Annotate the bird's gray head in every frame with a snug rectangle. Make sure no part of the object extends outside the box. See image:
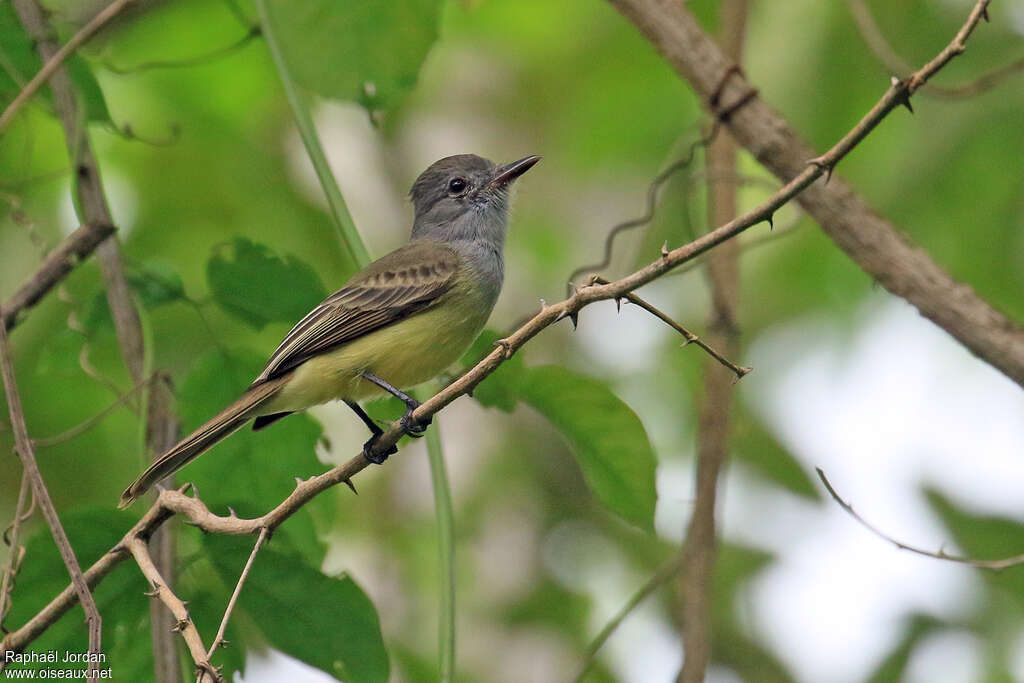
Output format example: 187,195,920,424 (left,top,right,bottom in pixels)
409,154,540,245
